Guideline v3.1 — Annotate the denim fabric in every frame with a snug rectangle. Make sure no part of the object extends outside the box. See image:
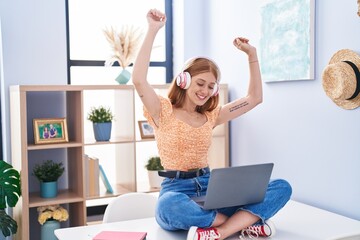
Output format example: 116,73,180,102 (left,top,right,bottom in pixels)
155,171,292,231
